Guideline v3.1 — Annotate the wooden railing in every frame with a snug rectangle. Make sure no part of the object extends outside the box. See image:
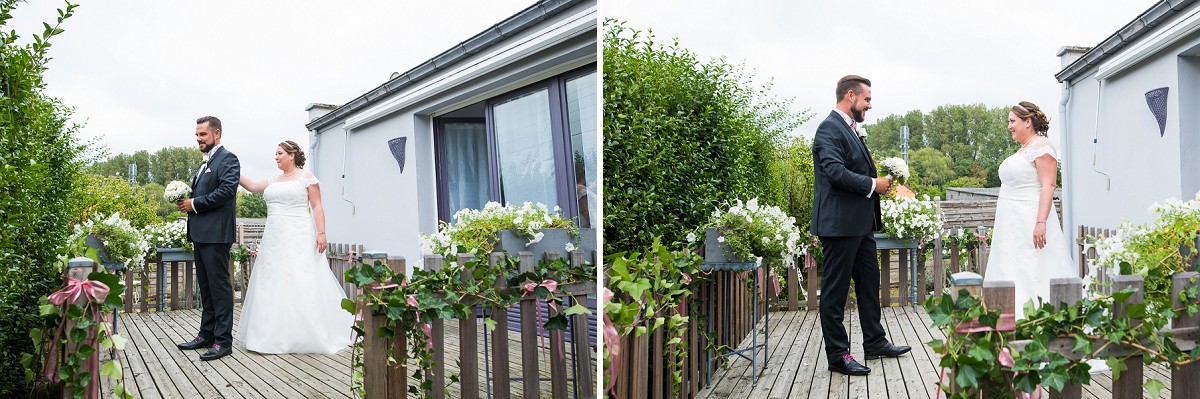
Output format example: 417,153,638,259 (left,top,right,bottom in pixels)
359,250,597,399
950,273,1200,397
773,227,990,311
1078,225,1116,296
115,242,361,313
